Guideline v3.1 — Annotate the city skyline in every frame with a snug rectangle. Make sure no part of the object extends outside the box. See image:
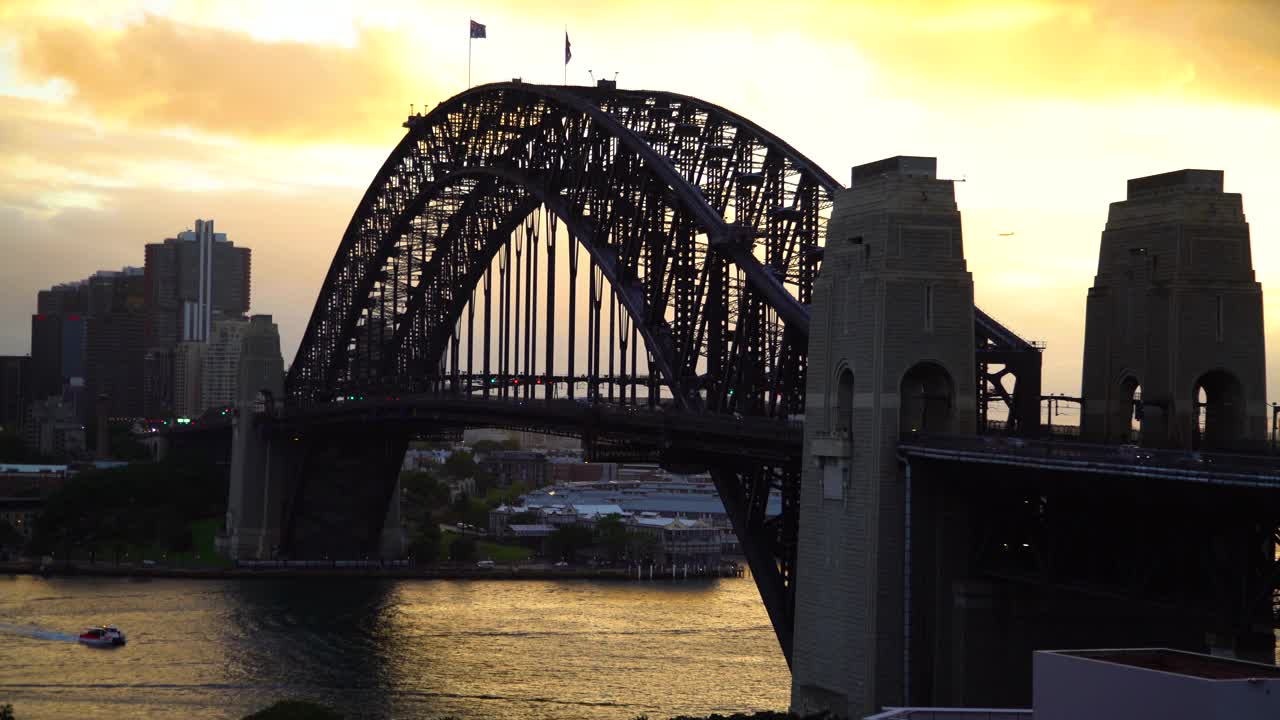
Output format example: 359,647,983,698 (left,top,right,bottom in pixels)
2,0,1279,399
